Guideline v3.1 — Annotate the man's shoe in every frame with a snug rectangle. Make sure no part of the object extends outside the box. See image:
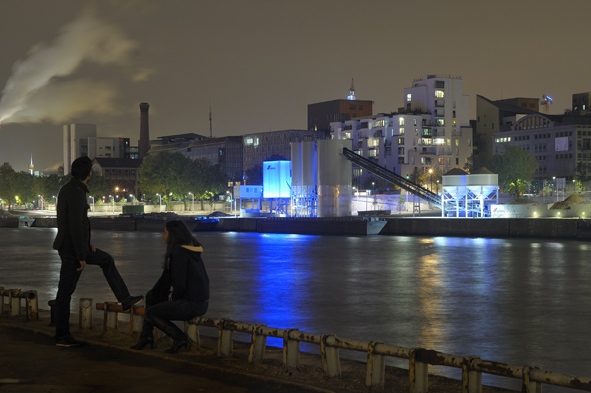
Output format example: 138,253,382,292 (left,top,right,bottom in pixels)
121,295,144,311
55,335,85,348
